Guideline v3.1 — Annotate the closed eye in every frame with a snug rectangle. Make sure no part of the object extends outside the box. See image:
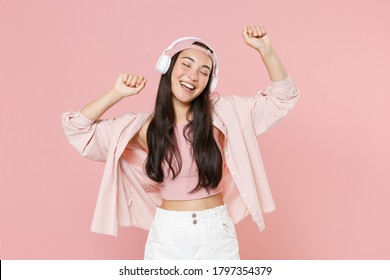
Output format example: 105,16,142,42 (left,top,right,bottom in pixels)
181,58,210,76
